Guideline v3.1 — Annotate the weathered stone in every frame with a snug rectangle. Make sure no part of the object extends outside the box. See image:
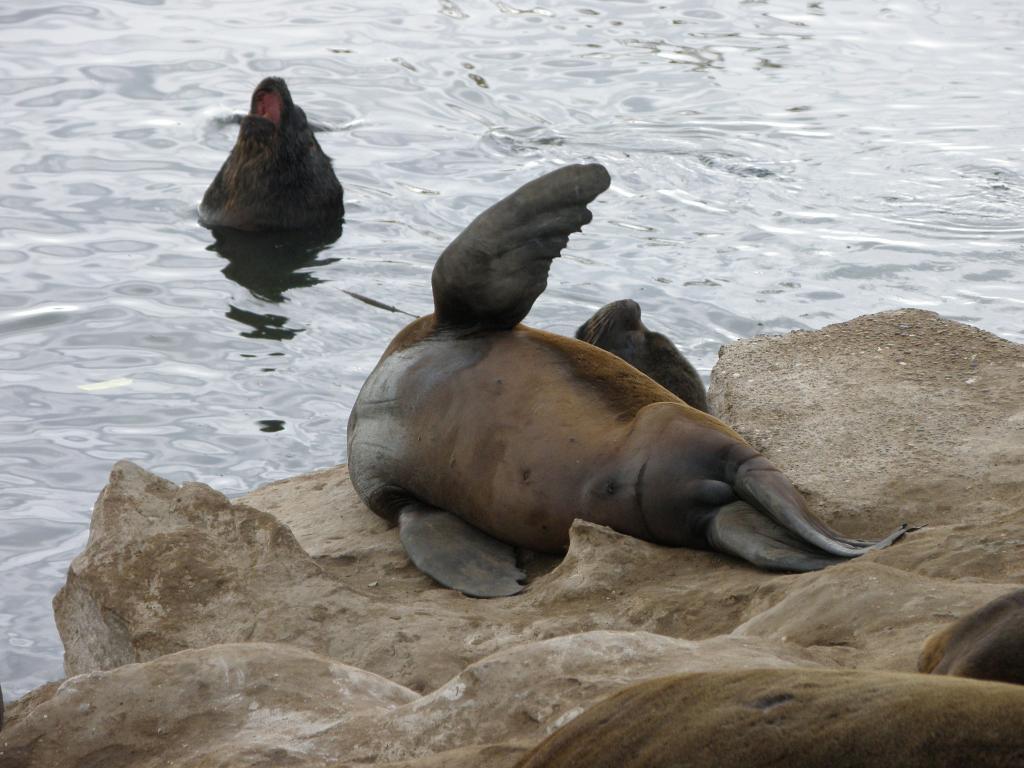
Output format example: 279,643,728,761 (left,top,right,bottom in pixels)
0,643,415,768
28,309,1024,765
733,560,1016,671
709,308,1024,543
56,461,818,691
1,634,818,768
